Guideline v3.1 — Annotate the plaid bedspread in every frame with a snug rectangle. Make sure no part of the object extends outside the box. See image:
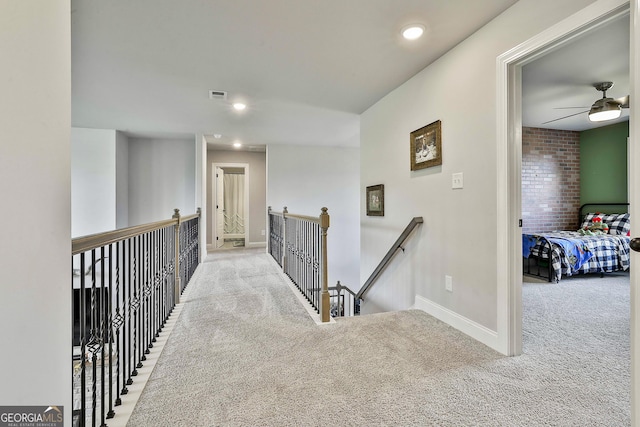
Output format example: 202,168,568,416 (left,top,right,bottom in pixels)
524,231,630,282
